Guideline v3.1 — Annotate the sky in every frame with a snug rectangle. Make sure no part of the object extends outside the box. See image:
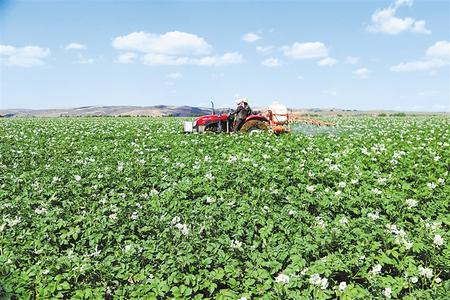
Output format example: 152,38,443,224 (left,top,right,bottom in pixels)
0,0,449,111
